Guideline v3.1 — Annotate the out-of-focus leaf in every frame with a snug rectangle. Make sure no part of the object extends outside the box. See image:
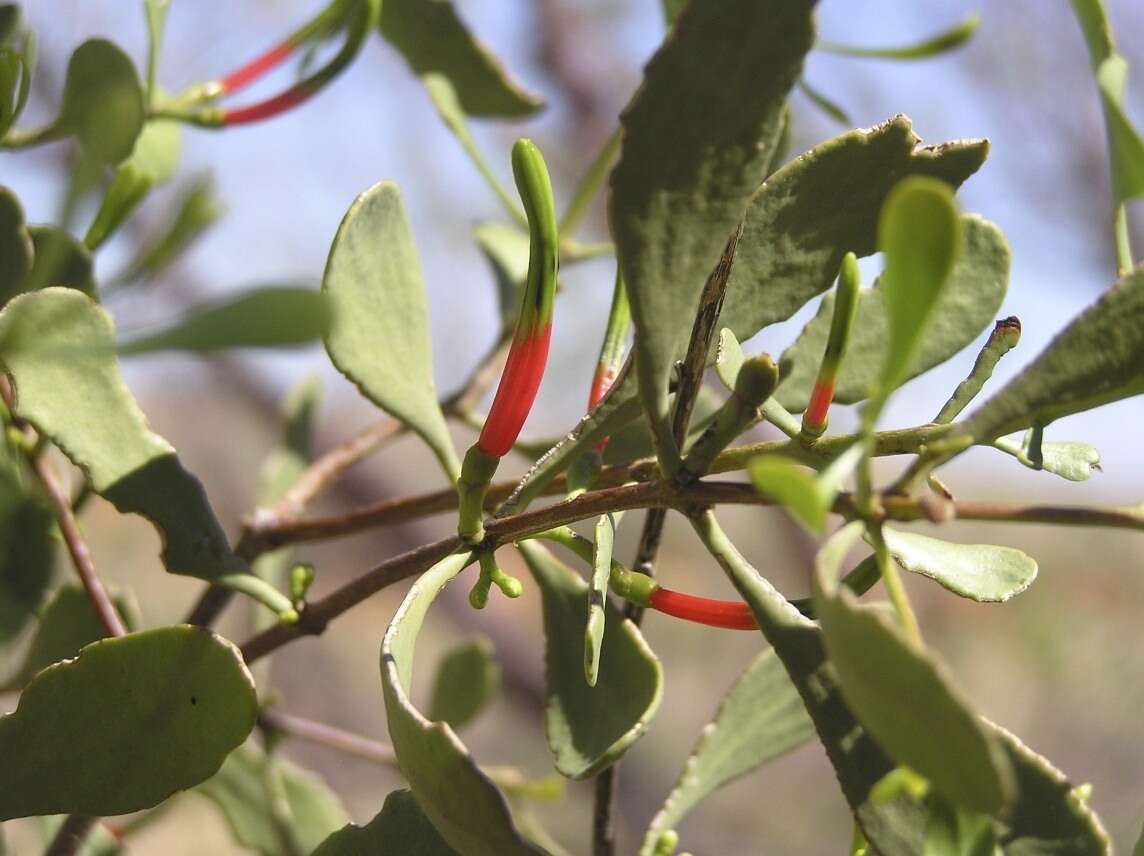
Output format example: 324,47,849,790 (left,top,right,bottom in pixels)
720,116,987,354
381,550,541,855
797,78,851,124
324,180,459,480
379,0,542,117
874,176,961,399
258,375,321,510
777,216,1008,410
881,528,1037,603
992,435,1101,482
119,175,222,284
55,39,145,164
961,267,1144,441
23,225,95,295
312,789,459,855
2,584,140,691
749,441,863,533
813,524,1014,815
0,289,292,613
611,0,814,471
197,740,349,856
0,454,54,642
819,15,980,60
427,636,501,731
0,186,31,303
0,626,257,819
118,287,330,354
639,649,813,855
922,794,997,856
84,119,182,250
1069,0,1144,205
518,541,662,779
0,6,20,45
475,221,529,327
